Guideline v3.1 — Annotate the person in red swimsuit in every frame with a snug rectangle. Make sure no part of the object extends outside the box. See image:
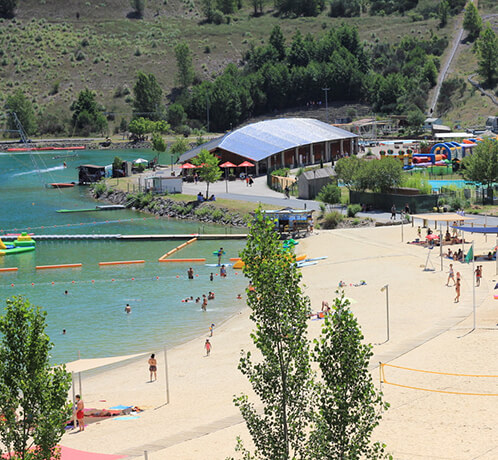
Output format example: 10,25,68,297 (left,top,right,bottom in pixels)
75,395,84,431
